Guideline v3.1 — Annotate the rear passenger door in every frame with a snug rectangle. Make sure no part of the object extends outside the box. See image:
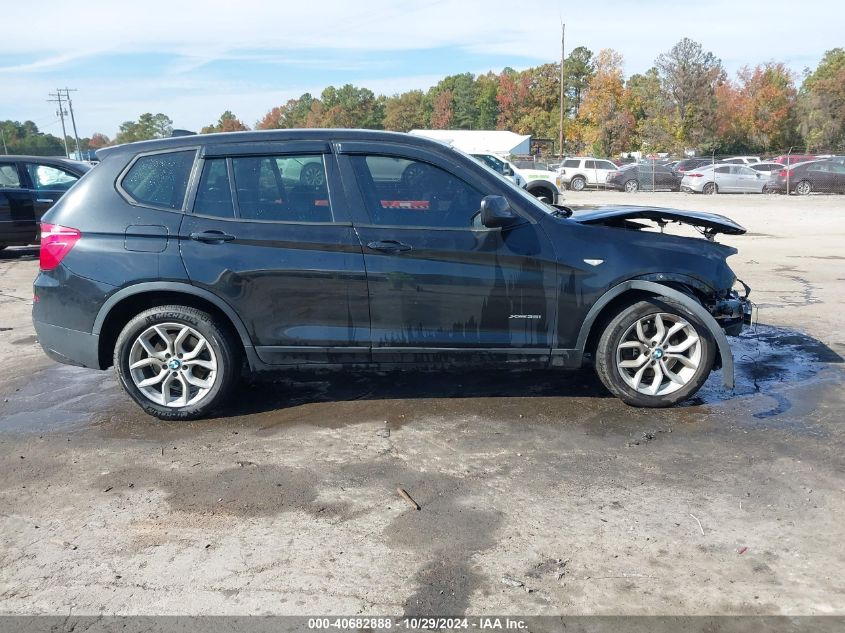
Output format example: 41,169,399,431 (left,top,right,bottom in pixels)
179,142,370,365
713,165,734,192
